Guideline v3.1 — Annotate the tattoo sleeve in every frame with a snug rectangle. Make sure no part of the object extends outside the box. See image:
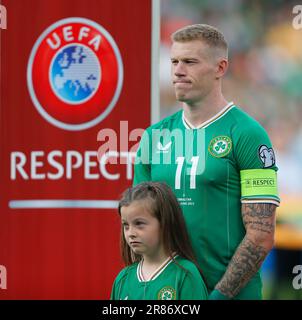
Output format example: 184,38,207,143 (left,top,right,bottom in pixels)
216,203,276,298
